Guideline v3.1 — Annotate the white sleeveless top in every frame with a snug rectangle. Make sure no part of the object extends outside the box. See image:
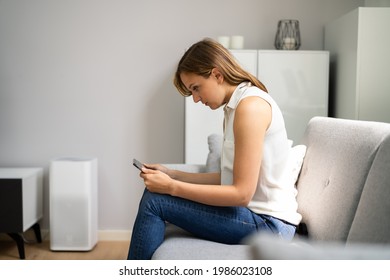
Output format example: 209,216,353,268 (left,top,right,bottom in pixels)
221,82,302,225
